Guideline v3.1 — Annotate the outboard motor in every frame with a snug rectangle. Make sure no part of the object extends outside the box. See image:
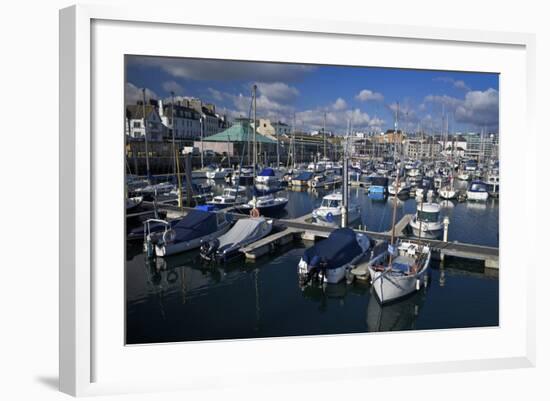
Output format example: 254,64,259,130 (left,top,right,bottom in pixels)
200,239,220,262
